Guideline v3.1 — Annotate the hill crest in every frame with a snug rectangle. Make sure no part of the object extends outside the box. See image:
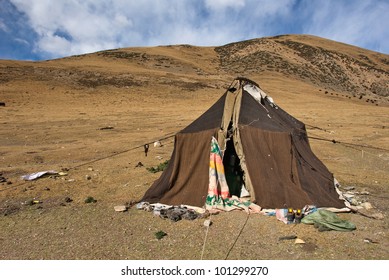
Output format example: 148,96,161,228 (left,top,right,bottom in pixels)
1,34,388,102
